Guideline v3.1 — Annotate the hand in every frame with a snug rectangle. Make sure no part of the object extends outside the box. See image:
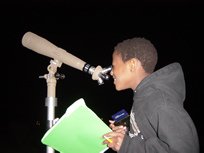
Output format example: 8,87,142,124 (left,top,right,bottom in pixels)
109,120,127,134
102,132,125,152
